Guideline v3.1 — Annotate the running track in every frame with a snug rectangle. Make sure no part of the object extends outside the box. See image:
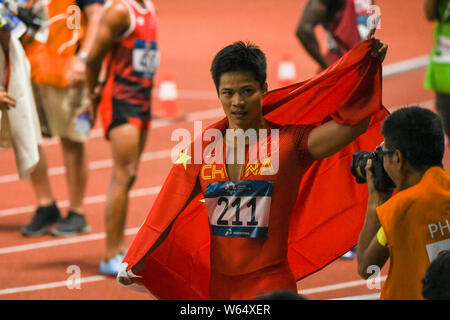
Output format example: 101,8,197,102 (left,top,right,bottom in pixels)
0,0,449,300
